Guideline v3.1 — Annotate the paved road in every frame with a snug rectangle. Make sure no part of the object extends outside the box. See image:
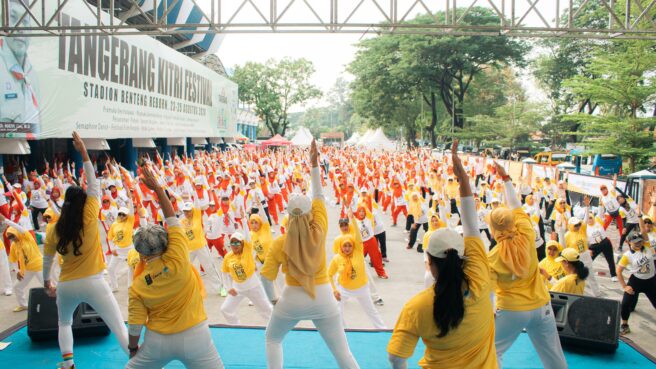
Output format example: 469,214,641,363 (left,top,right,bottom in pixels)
0,188,654,361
